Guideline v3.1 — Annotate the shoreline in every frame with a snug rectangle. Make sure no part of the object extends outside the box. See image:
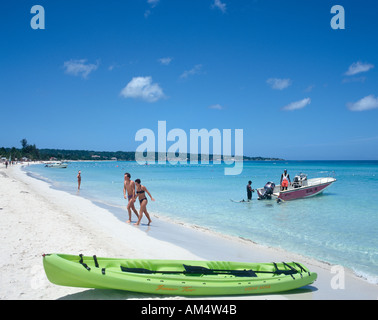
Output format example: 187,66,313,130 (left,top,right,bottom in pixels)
1,164,377,299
